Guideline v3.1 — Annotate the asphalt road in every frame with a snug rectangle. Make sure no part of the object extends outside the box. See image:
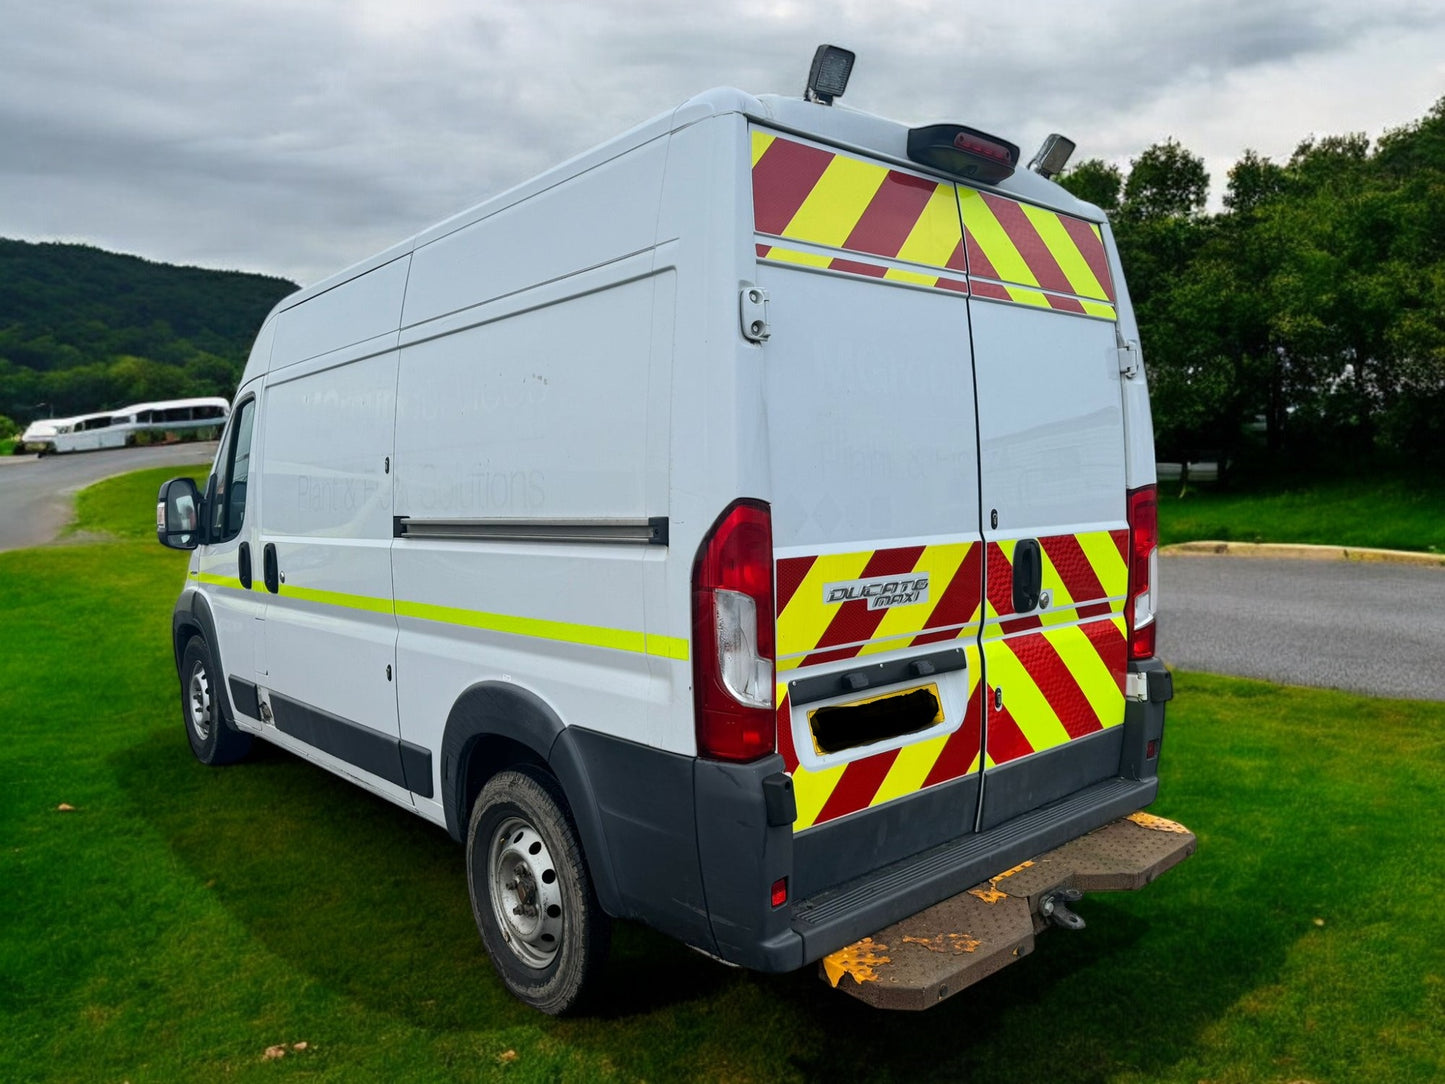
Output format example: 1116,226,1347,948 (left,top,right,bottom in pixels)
1159,554,1445,702
0,442,216,552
